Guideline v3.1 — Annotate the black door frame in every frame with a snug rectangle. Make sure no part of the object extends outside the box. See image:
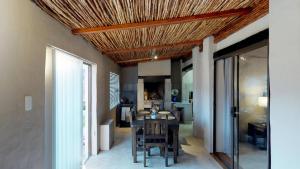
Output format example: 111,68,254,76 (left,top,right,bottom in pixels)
212,29,270,169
